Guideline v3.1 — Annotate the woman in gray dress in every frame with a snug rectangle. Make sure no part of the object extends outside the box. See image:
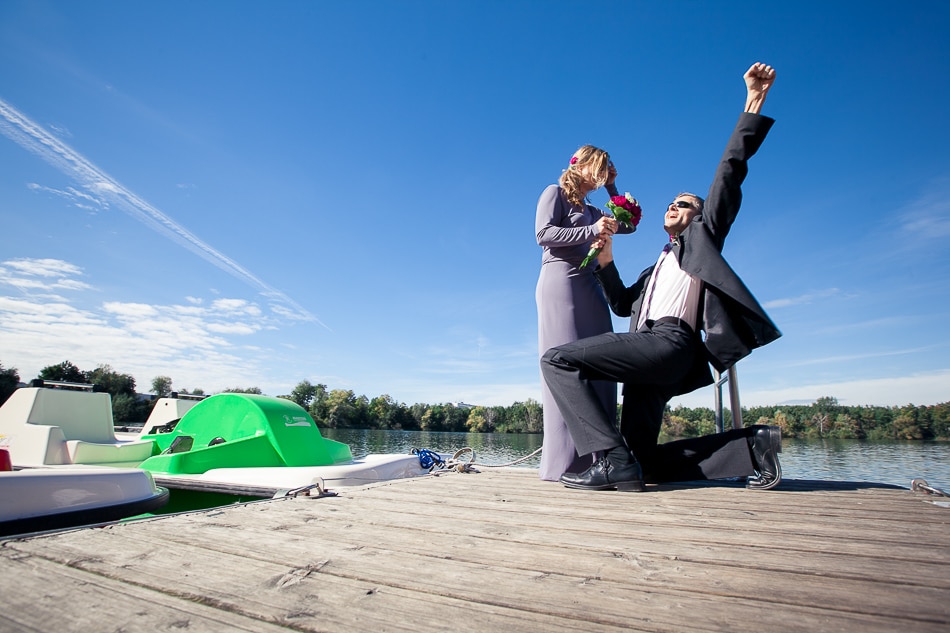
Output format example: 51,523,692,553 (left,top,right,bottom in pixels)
535,146,635,481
